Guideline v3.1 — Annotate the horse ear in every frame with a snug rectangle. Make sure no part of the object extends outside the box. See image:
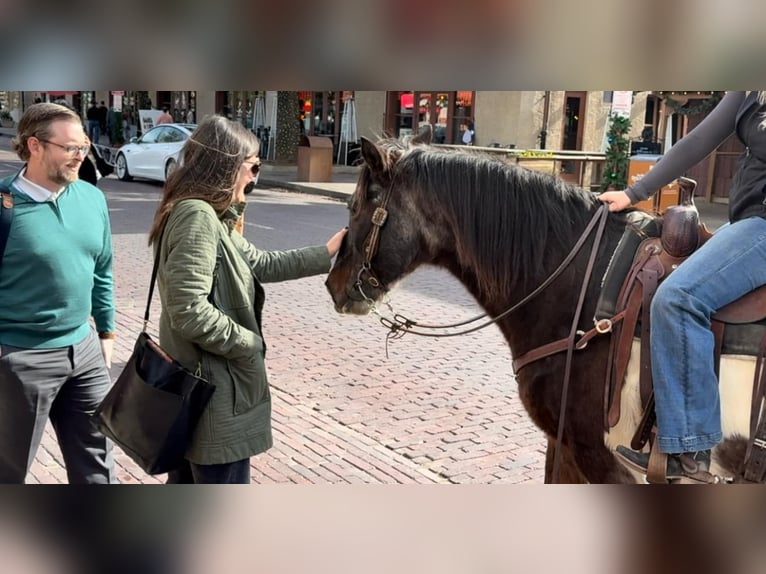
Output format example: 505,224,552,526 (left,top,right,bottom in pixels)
360,137,385,174
410,124,433,145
